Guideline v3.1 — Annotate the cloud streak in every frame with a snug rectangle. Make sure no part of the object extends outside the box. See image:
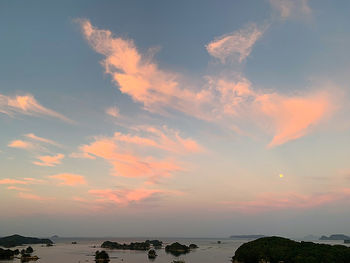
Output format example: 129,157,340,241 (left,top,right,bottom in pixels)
206,23,266,63
0,93,72,123
49,173,87,186
33,153,64,167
